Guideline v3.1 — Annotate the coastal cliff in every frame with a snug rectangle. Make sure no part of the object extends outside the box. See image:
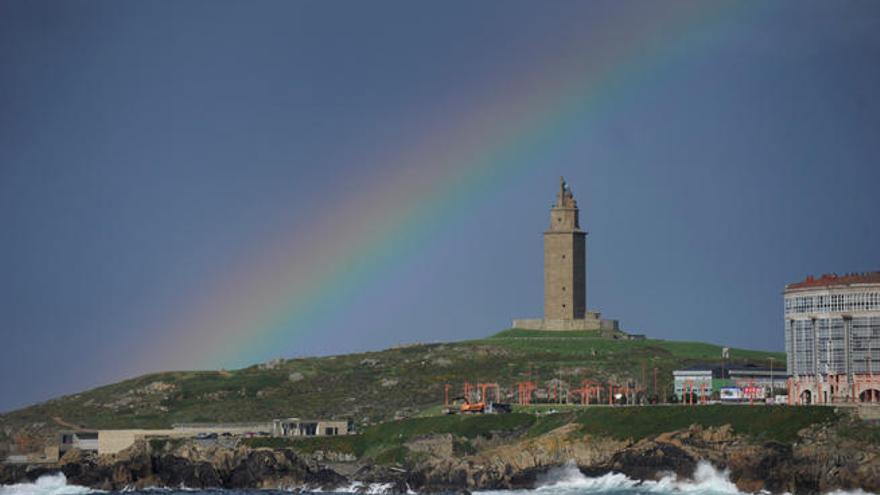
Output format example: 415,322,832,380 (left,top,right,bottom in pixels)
3,414,879,494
